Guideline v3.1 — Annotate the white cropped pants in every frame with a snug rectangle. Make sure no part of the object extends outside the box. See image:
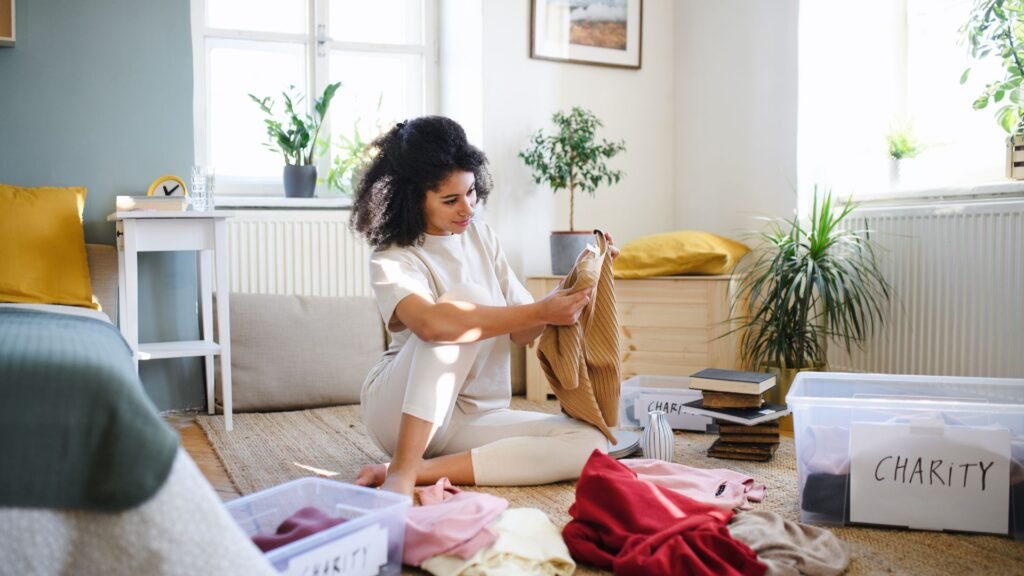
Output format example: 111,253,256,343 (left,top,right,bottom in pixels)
361,284,606,486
